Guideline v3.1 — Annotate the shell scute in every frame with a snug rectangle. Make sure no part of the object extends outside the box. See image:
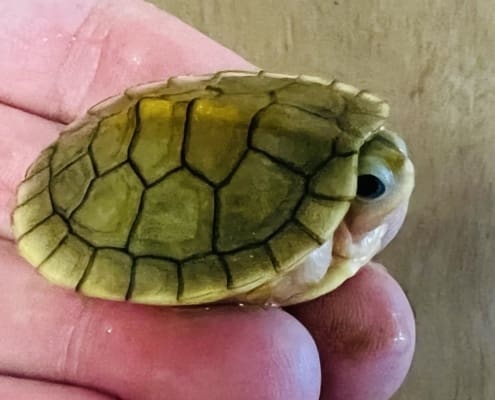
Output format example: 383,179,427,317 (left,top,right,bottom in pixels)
78,248,132,300
25,147,54,179
17,167,50,205
296,197,350,242
185,93,271,184
275,81,346,118
38,234,93,289
129,169,214,260
130,258,178,304
216,151,305,252
51,121,97,175
17,214,68,267
130,98,186,185
91,107,137,175
310,154,358,199
268,223,319,272
180,255,228,302
211,70,294,94
71,164,144,248
250,103,339,174
224,246,276,290
50,154,95,218
12,189,53,239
